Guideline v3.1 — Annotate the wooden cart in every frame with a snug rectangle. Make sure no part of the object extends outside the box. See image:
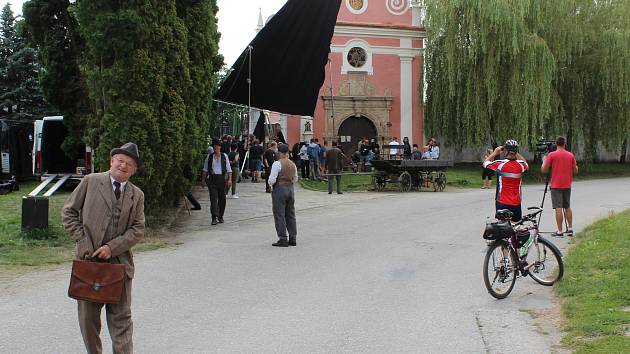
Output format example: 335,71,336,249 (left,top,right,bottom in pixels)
370,159,454,192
